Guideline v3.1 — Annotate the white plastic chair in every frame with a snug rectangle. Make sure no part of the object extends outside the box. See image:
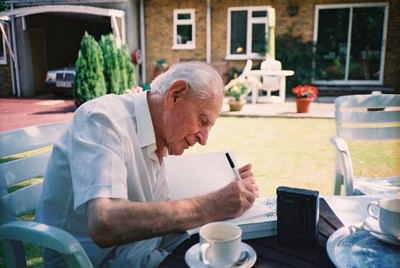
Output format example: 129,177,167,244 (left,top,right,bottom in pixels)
255,58,286,103
330,94,400,196
0,122,94,268
260,59,282,96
